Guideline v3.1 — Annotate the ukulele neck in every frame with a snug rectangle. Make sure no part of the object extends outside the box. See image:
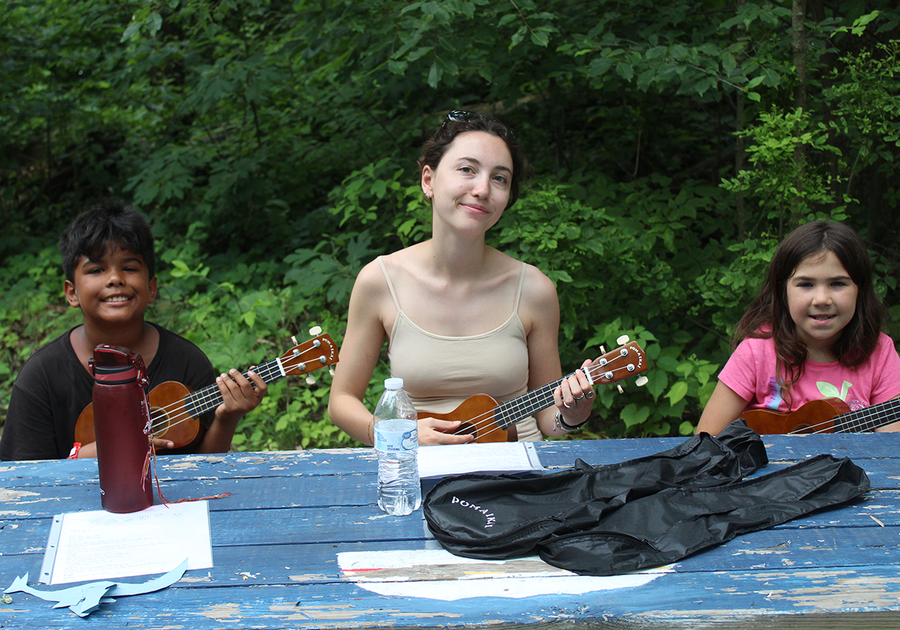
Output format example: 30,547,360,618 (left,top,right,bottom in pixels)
493,377,567,429
183,356,286,417
838,398,900,433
